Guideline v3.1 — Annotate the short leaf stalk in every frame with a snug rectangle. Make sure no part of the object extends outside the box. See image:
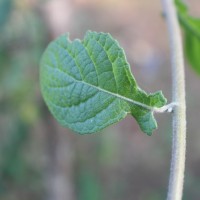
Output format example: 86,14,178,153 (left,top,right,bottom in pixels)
162,0,186,200
153,102,178,113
